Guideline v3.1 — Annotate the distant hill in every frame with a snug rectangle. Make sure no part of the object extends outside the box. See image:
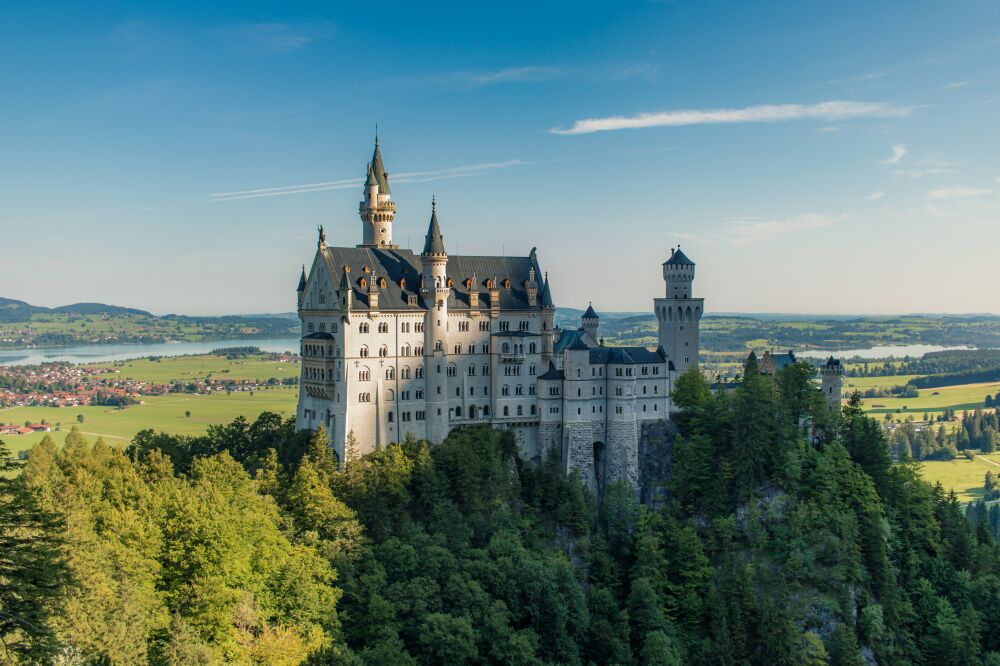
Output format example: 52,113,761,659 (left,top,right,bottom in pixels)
51,302,153,316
